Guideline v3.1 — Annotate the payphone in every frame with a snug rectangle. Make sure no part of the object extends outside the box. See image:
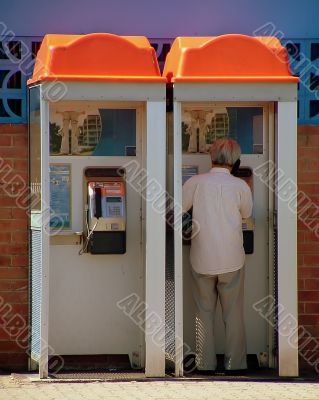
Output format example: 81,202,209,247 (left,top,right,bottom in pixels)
28,33,166,379
83,167,126,254
163,34,299,377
